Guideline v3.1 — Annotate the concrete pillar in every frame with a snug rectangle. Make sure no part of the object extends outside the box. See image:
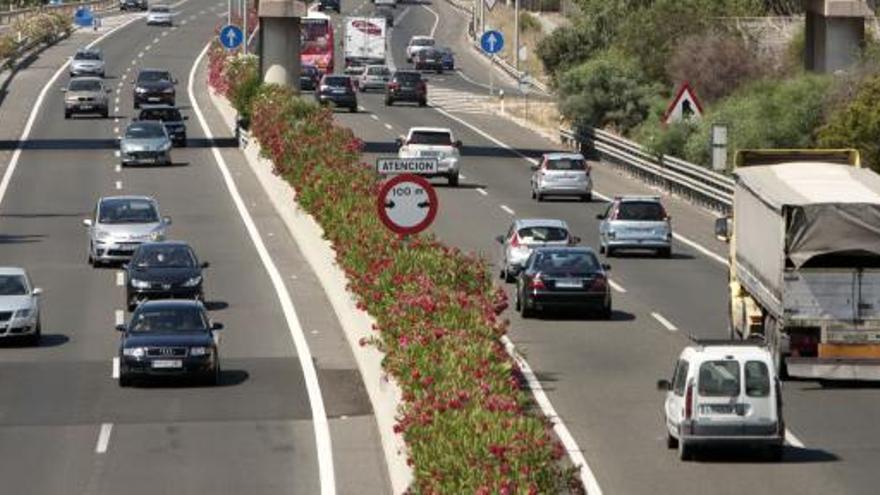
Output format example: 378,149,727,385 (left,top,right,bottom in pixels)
804,0,872,73
258,0,307,90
